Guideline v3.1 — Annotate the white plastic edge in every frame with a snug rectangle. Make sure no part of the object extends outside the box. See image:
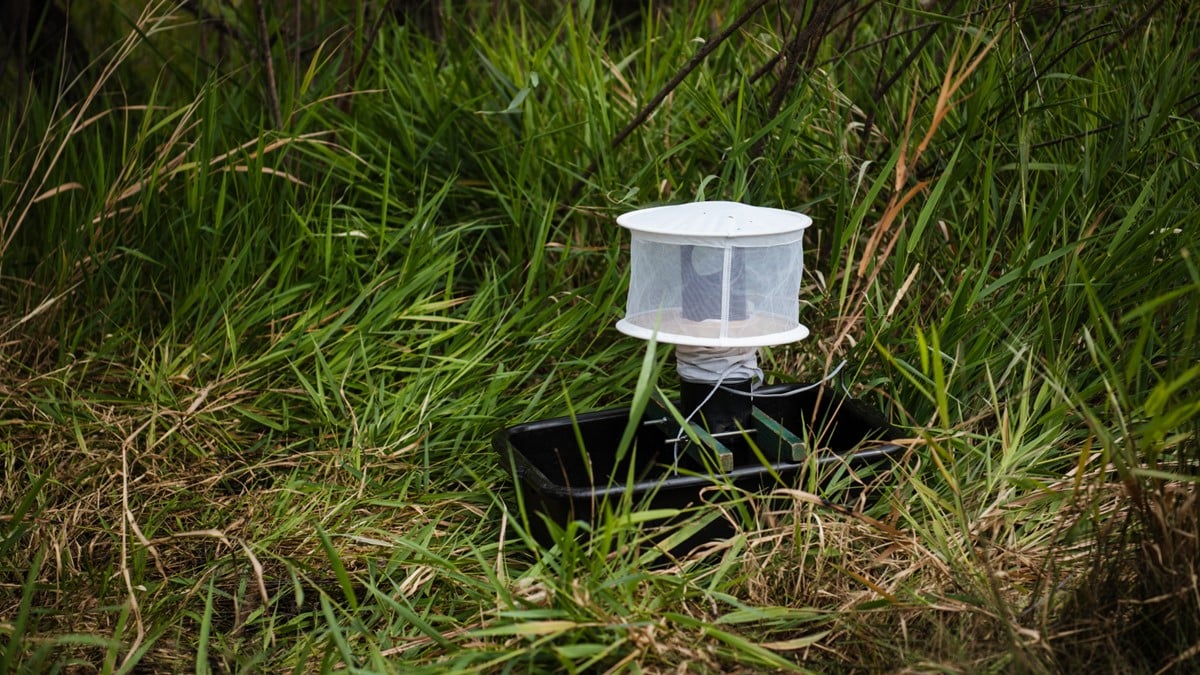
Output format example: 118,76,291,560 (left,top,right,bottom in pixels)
615,319,810,347
629,230,805,247
617,201,812,240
